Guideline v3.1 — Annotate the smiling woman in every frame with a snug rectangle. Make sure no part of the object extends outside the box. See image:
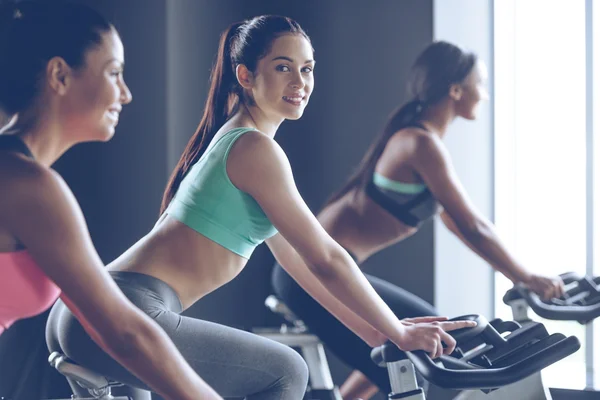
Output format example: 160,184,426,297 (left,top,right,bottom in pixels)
0,1,221,399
